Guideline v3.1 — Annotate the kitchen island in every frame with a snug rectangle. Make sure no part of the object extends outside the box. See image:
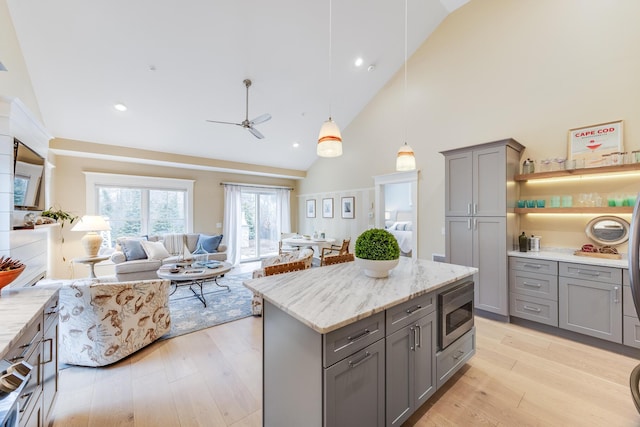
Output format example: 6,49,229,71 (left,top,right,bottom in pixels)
244,257,477,427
